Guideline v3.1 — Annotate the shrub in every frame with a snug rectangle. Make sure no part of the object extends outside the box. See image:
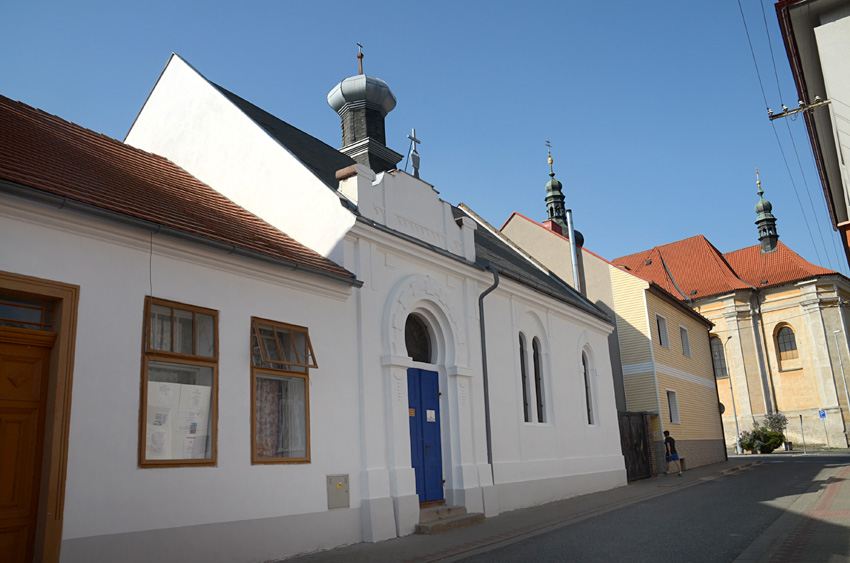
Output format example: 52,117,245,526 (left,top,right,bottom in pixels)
740,417,786,454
